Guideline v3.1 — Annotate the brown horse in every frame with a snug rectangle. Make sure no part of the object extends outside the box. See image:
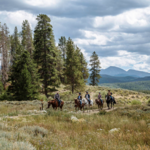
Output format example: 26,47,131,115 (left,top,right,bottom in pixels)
47,99,64,111
74,99,86,112
95,99,103,110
